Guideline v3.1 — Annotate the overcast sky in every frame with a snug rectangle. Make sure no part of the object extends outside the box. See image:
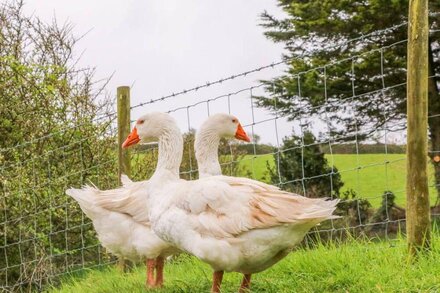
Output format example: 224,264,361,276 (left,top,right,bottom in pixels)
22,0,302,143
